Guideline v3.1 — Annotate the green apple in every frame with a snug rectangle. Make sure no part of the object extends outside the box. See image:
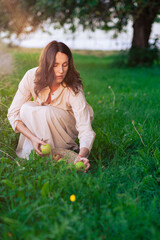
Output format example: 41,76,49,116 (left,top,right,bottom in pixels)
75,161,86,172
57,158,67,163
40,143,51,155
